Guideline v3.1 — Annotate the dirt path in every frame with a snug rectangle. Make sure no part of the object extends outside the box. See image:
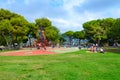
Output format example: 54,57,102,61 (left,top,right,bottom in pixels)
0,47,79,56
